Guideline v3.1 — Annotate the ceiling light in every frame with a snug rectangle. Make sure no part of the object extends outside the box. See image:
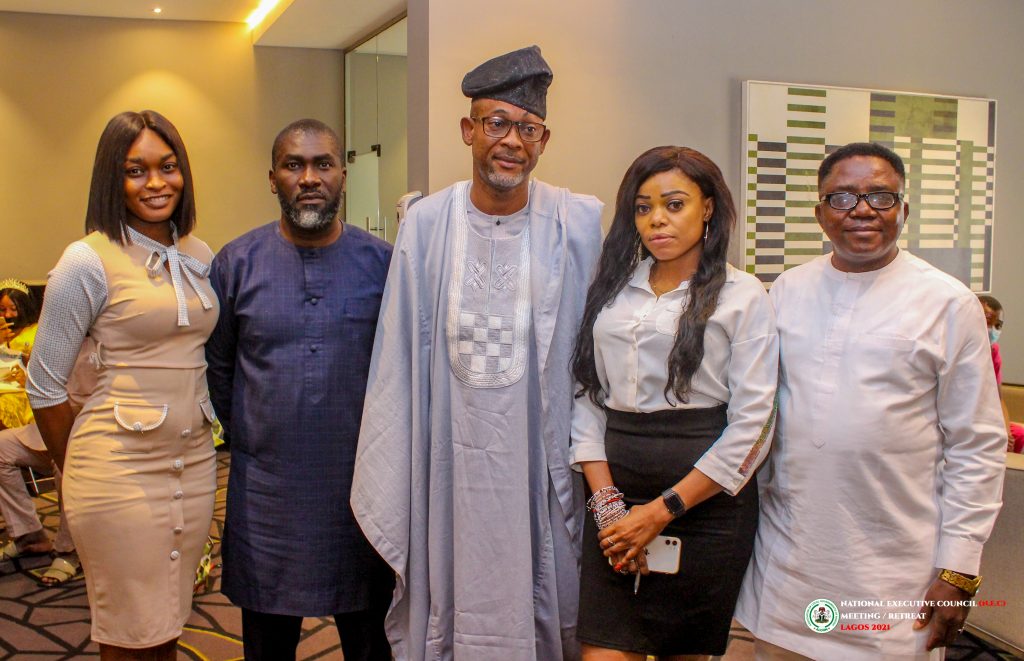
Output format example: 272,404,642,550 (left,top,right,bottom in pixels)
153,7,162,14
245,0,281,30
